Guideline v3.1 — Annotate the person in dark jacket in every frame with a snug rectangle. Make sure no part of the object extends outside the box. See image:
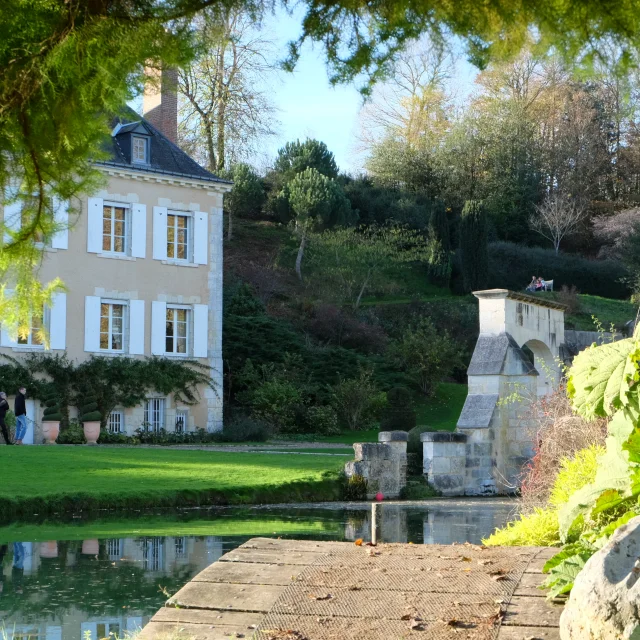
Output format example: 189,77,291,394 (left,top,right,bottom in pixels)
0,392,11,445
14,386,27,445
